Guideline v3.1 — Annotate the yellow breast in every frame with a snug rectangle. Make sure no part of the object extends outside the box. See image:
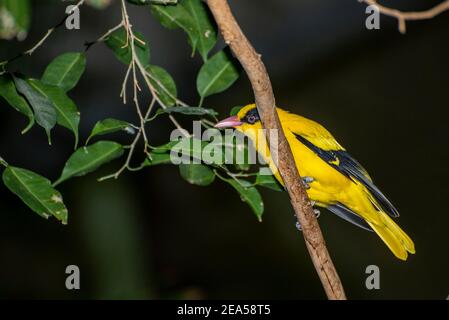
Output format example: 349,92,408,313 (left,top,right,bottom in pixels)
238,120,353,206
